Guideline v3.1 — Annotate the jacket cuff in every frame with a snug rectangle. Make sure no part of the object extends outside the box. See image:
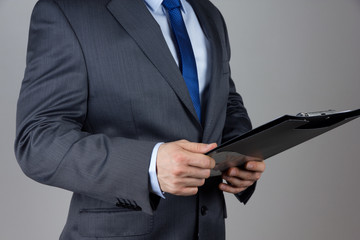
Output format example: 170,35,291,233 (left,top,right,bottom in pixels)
235,181,257,204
